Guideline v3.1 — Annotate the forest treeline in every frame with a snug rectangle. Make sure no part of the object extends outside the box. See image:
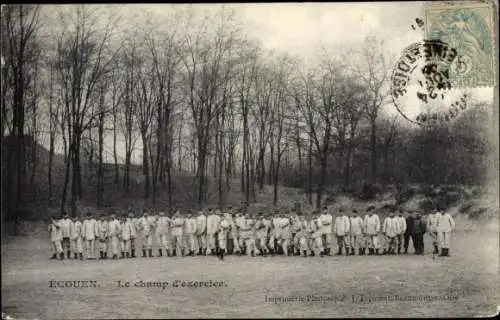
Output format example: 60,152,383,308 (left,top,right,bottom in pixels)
1,5,494,217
